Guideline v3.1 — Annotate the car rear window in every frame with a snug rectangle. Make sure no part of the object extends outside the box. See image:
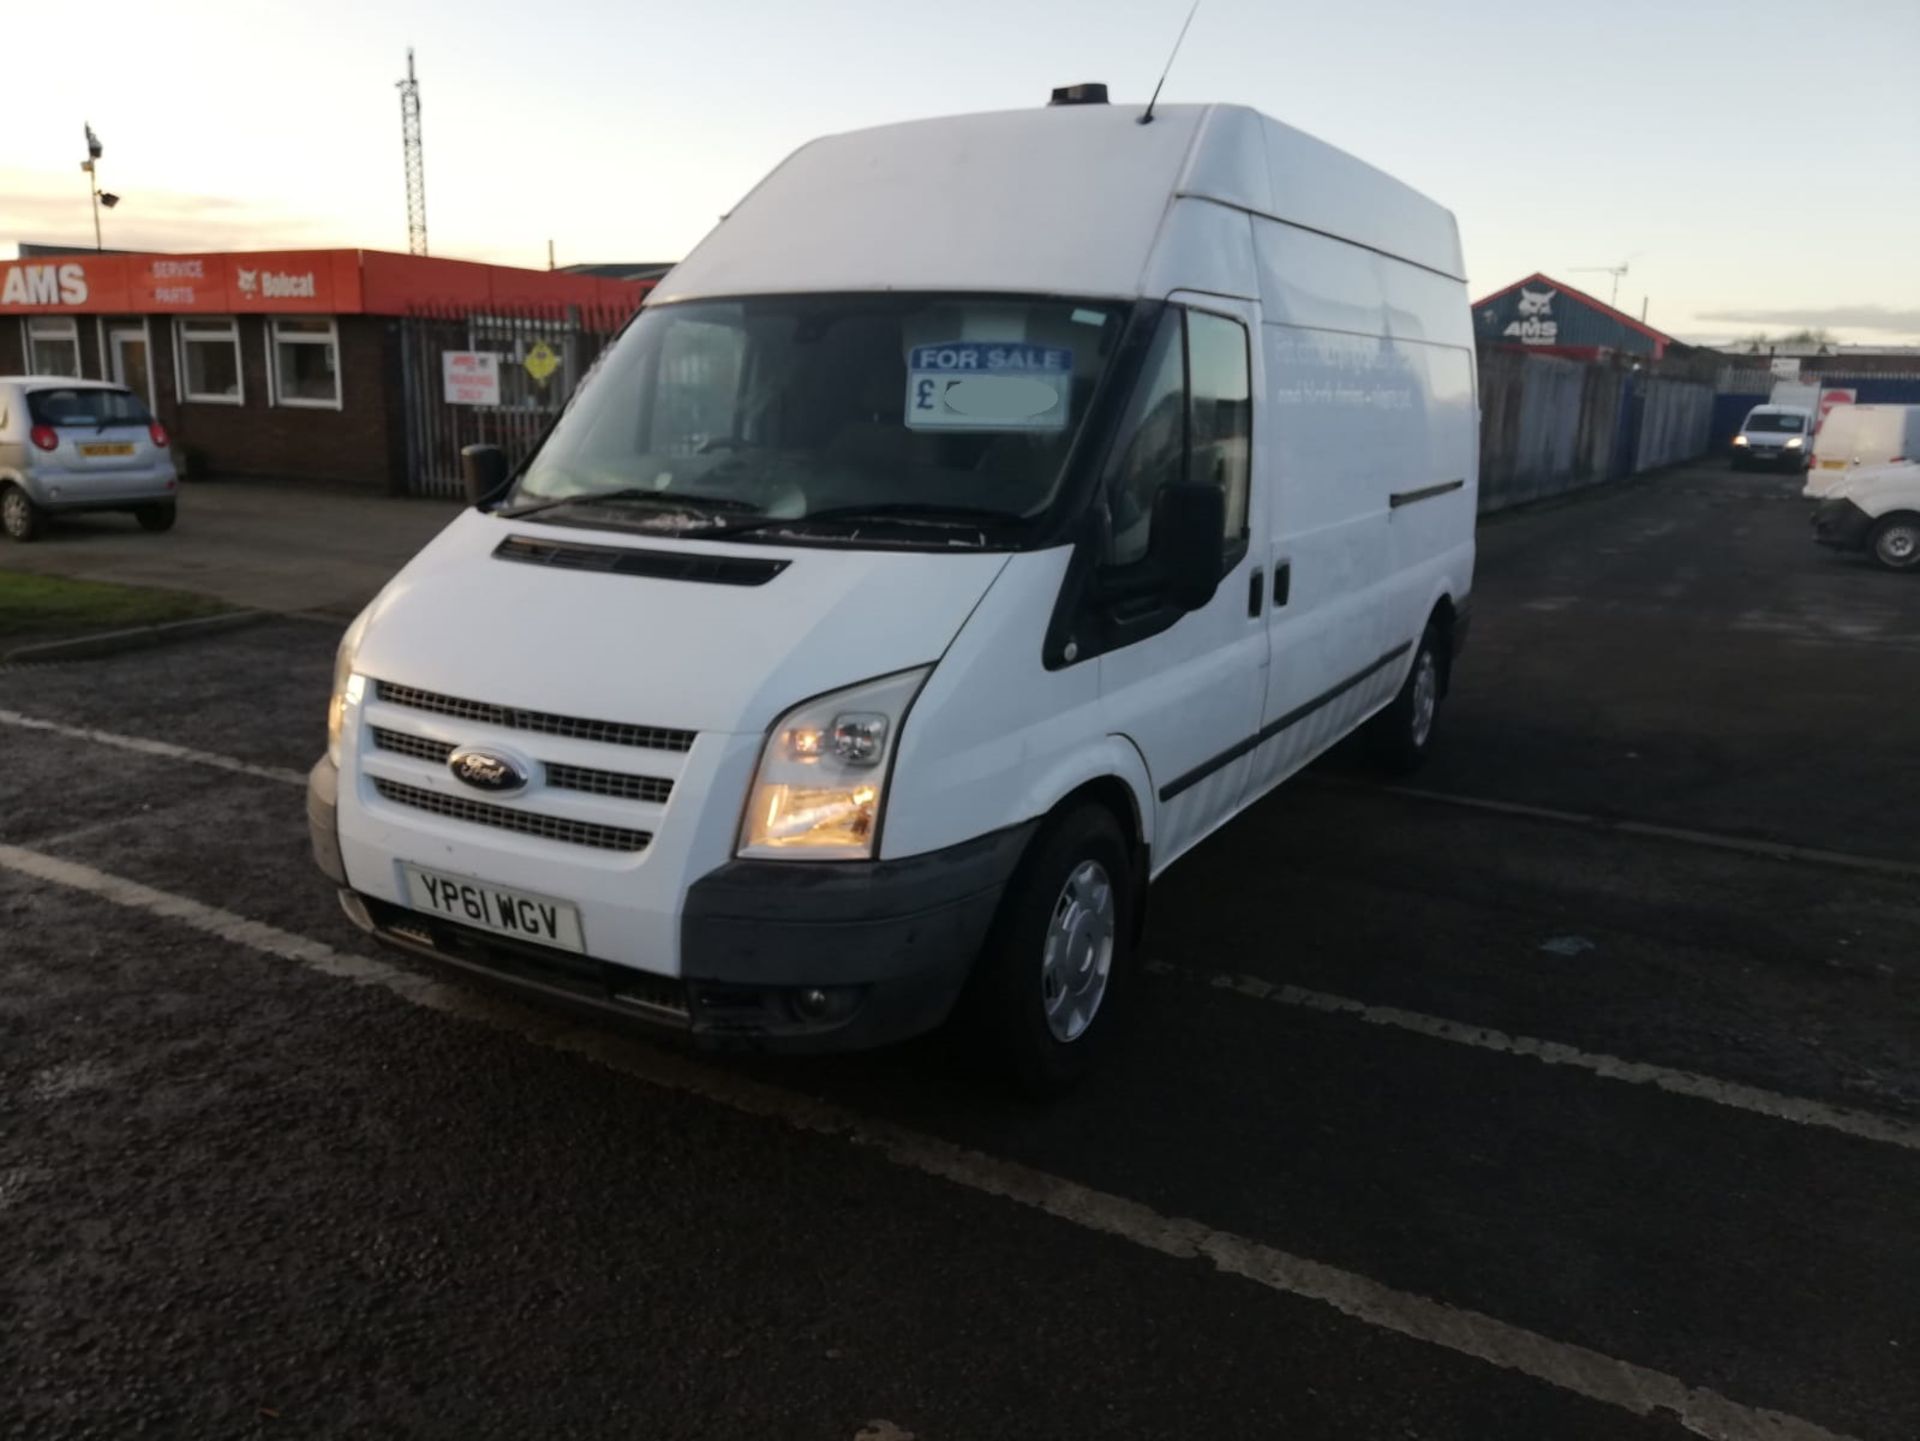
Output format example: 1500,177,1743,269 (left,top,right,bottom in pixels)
27,387,152,428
